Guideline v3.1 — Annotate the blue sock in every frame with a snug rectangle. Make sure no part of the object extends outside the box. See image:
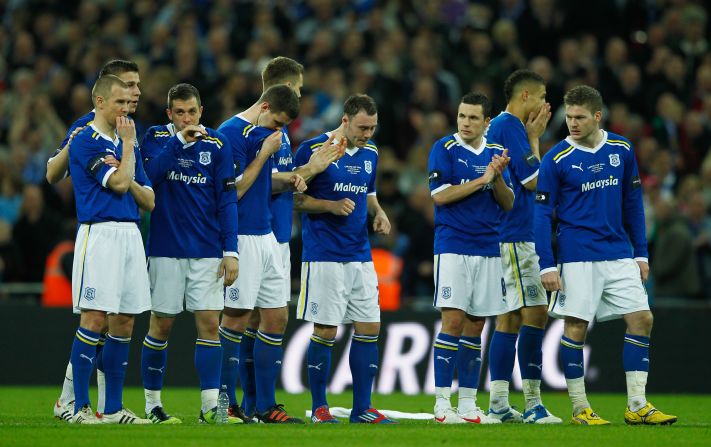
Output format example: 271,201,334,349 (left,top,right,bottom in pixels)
307,334,335,411
218,327,242,406
560,336,585,379
239,328,257,414
103,334,131,415
518,325,544,380
141,335,168,391
195,339,222,391
70,327,100,413
253,331,283,413
489,331,518,381
433,332,459,387
457,336,482,389
350,334,379,416
96,333,106,374
623,334,650,372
